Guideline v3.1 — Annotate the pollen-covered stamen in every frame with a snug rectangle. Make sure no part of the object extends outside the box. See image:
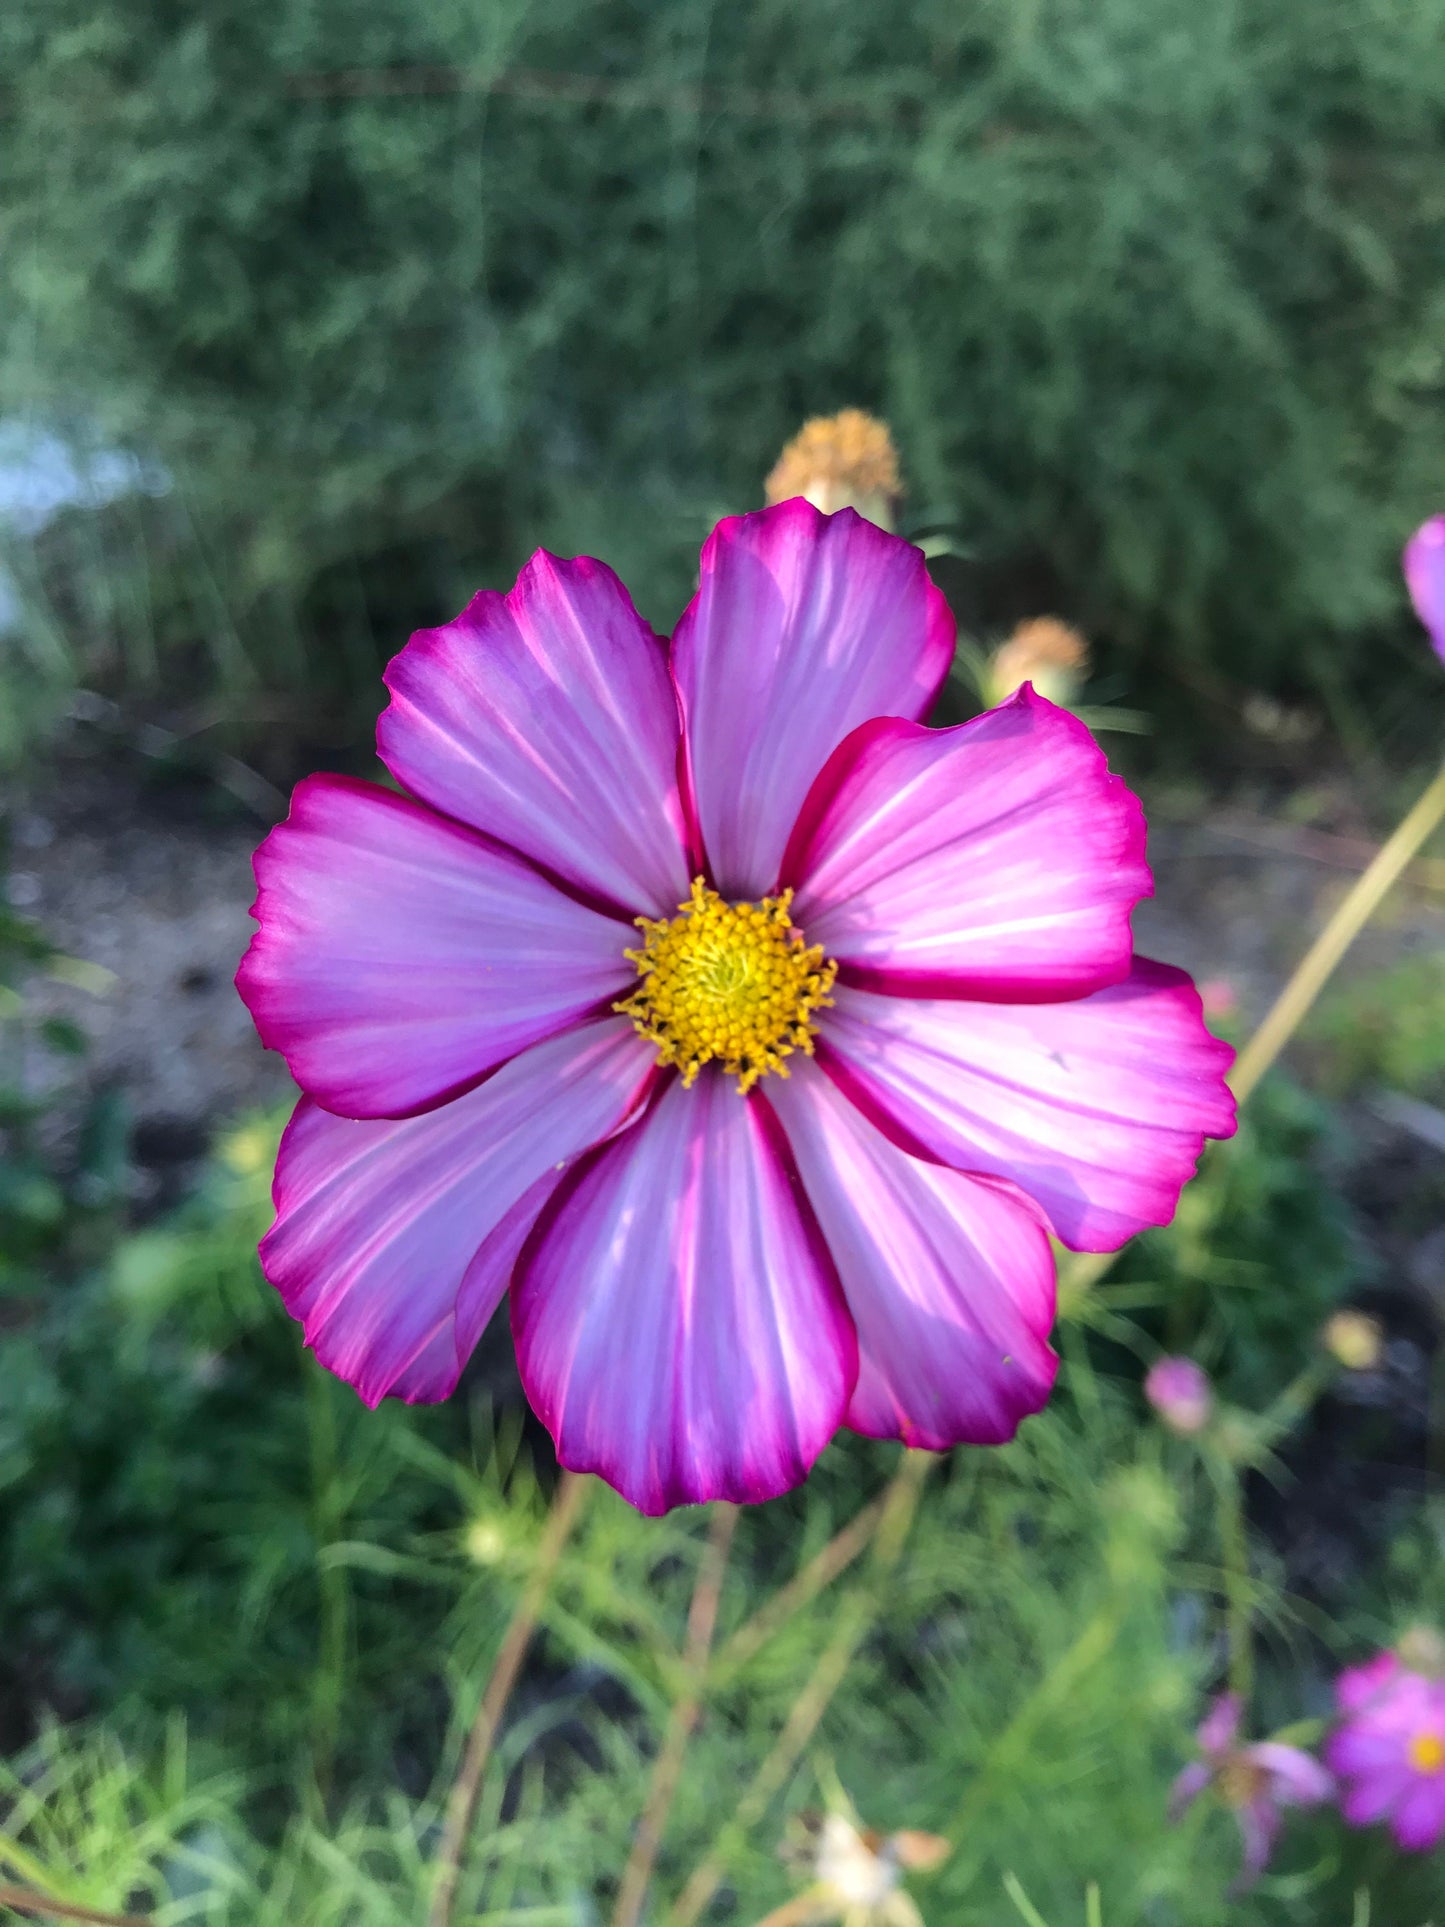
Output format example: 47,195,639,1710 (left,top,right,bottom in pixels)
615,877,837,1094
